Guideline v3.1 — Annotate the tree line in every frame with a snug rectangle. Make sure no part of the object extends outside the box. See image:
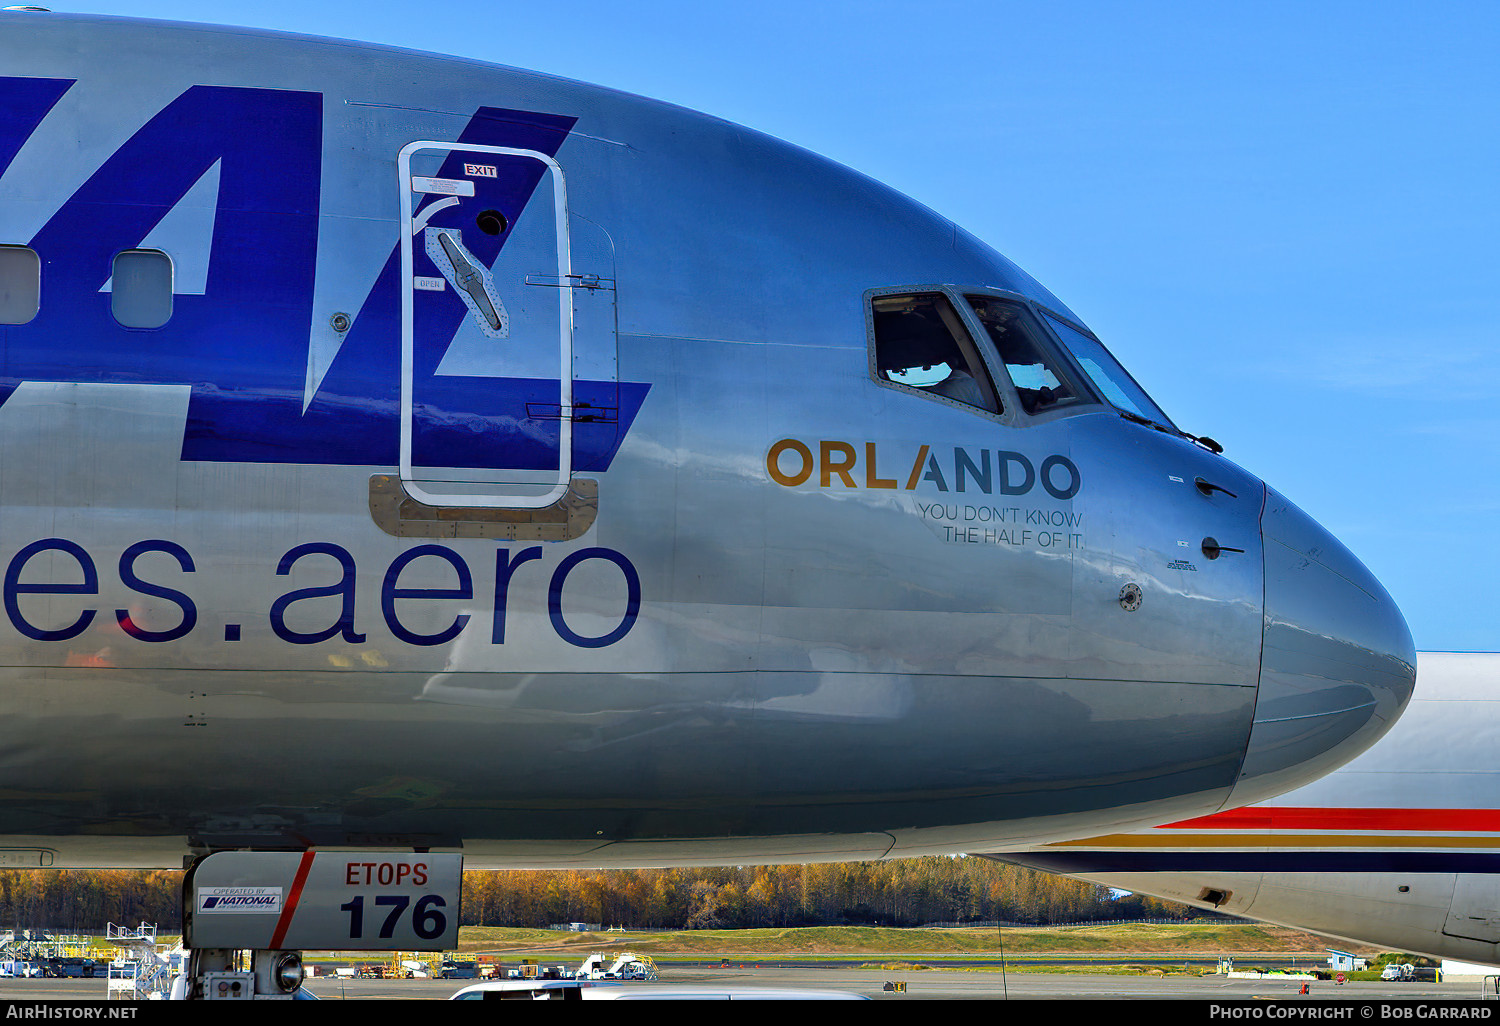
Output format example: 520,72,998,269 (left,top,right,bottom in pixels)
0,858,1191,933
